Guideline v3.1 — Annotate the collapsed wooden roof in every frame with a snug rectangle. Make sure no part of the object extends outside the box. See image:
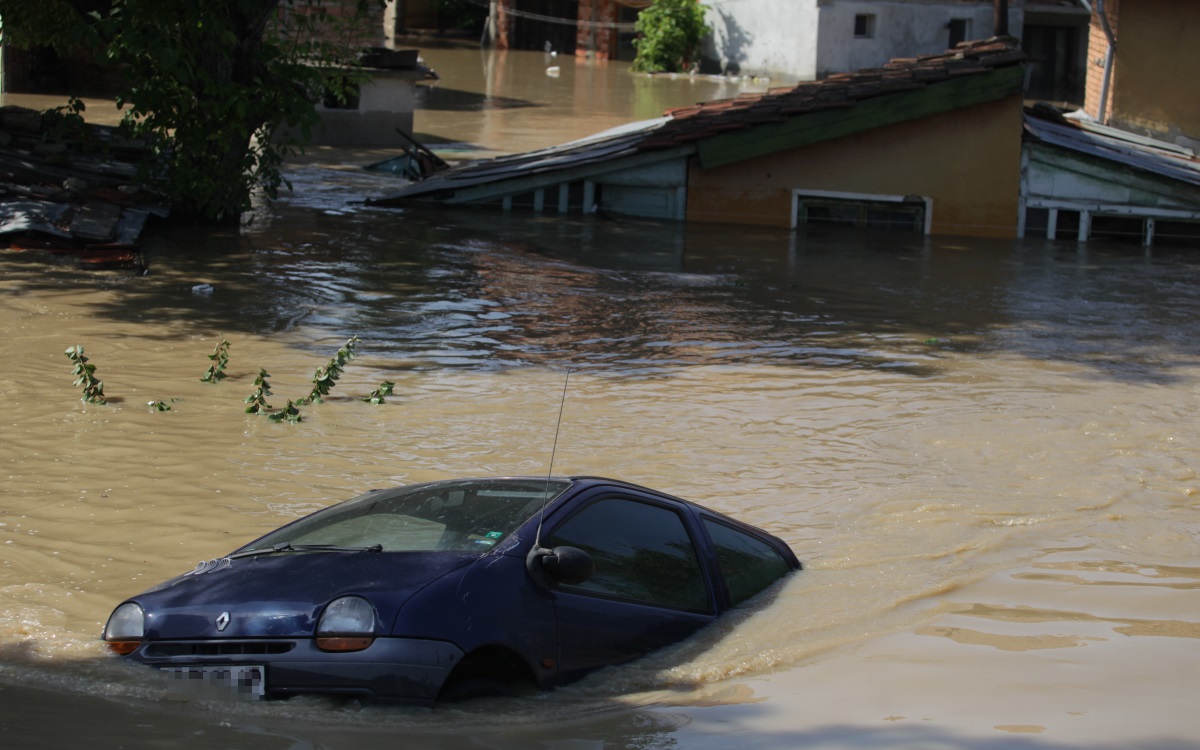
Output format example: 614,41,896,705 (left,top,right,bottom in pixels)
0,106,169,261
